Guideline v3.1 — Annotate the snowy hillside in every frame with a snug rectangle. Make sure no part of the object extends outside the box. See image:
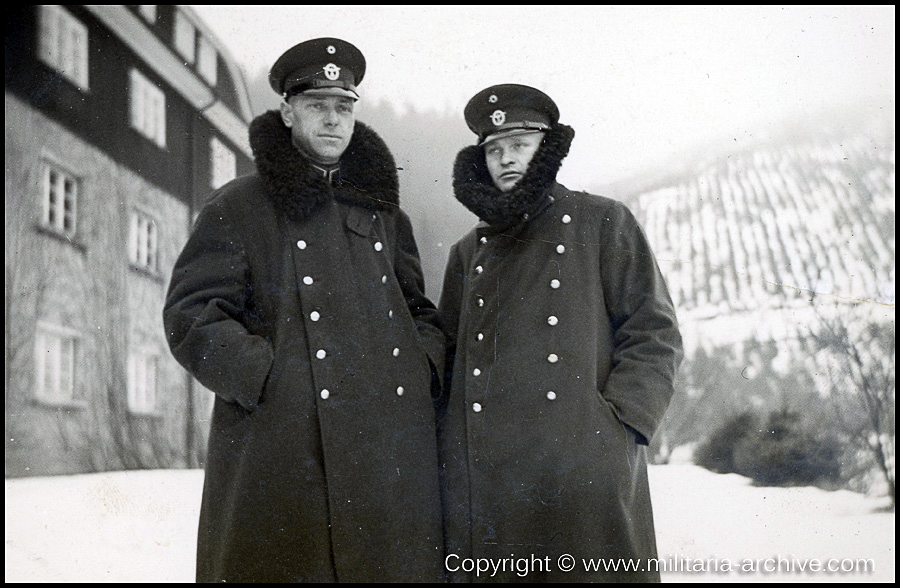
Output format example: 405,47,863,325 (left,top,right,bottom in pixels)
5,466,894,582
629,119,894,356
